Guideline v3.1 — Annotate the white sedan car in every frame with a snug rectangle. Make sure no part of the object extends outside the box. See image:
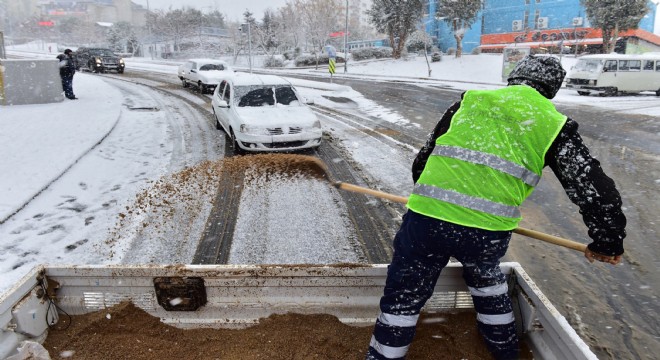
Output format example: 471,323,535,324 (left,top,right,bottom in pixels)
211,73,322,154
178,59,233,93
